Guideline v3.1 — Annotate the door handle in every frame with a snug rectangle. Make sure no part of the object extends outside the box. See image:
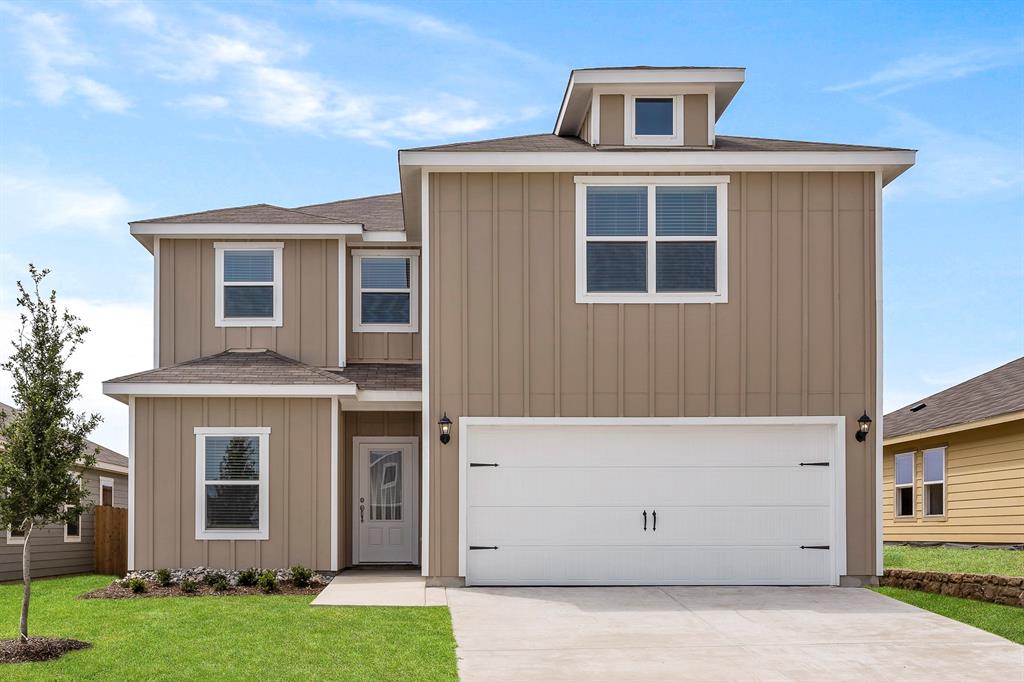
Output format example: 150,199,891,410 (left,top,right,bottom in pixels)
359,504,364,523
652,510,657,532
642,510,647,531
